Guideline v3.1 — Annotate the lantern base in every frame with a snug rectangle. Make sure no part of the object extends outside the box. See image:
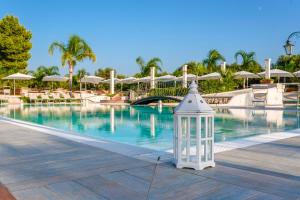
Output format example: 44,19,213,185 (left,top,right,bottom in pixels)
175,161,215,170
